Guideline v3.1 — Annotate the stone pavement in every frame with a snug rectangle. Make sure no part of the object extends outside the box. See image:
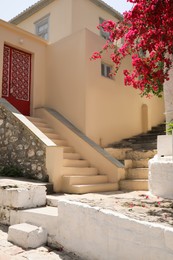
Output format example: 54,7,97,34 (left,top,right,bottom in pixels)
0,225,84,260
